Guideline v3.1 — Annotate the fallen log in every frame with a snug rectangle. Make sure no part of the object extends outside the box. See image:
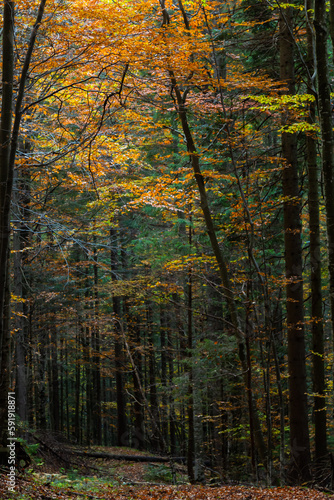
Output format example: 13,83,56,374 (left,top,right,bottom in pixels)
73,450,186,463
